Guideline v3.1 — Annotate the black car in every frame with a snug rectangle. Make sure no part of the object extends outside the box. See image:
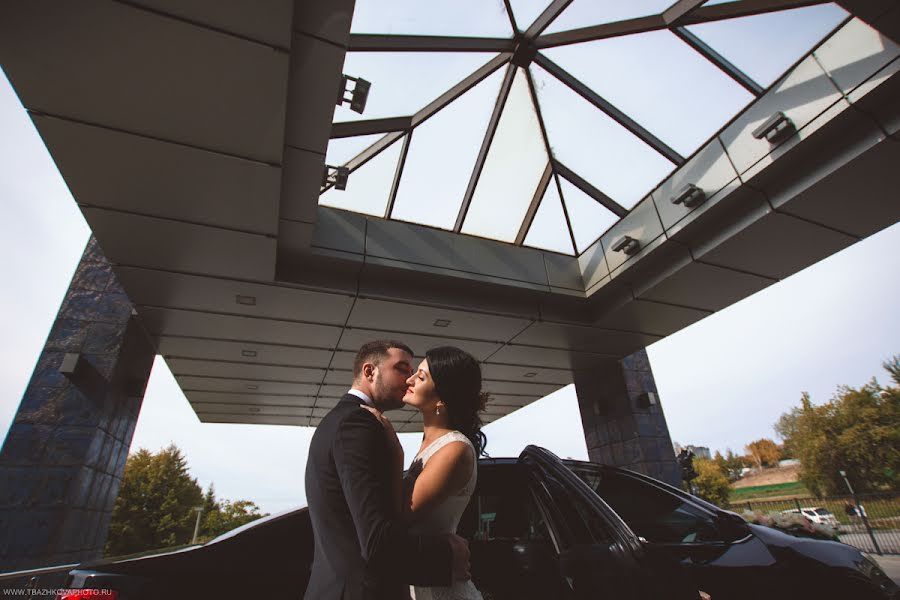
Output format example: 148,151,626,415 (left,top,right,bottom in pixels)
16,446,897,599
